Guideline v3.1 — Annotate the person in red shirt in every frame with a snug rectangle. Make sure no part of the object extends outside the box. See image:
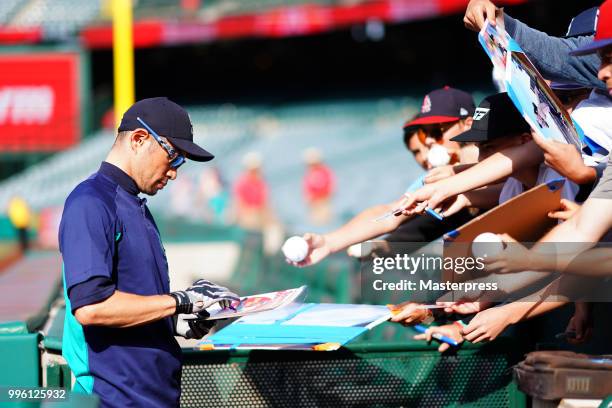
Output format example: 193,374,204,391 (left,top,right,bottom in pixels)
303,148,335,225
234,152,270,230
